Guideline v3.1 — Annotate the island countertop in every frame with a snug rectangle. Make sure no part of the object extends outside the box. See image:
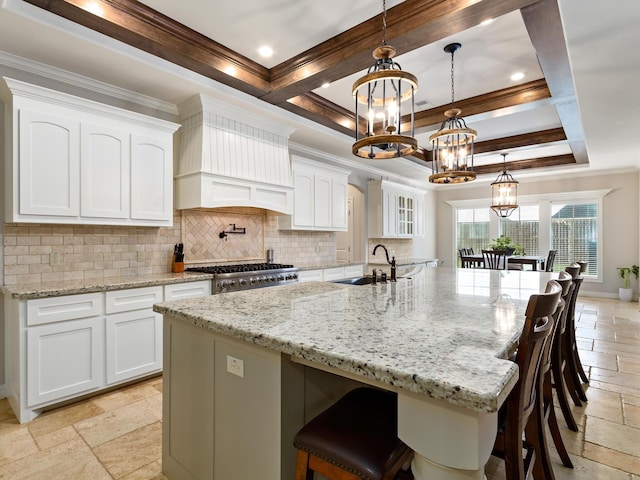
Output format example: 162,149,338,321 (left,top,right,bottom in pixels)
153,268,556,413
